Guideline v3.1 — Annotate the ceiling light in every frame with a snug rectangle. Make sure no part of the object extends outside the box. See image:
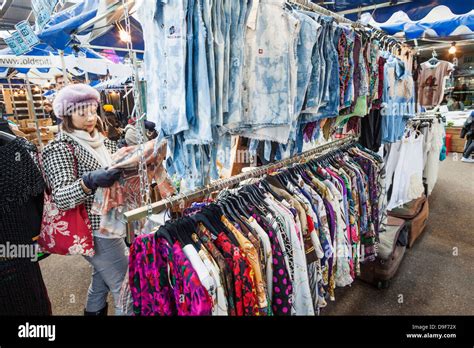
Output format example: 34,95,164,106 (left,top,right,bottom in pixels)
448,42,457,55
119,29,131,43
